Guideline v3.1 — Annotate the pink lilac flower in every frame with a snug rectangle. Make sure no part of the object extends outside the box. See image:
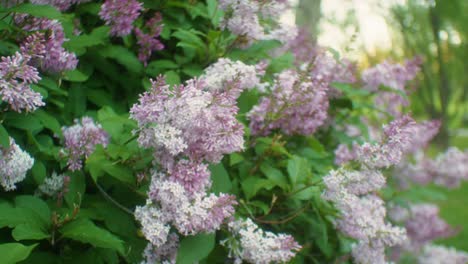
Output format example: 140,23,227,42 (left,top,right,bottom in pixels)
219,0,297,47
0,52,44,112
135,12,164,65
222,218,301,264
134,204,170,247
322,168,386,197
130,74,245,166
418,244,468,264
362,57,422,116
432,147,468,188
37,172,69,197
62,117,109,171
248,69,329,136
15,15,78,73
141,233,179,264
0,139,34,191
99,0,142,37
